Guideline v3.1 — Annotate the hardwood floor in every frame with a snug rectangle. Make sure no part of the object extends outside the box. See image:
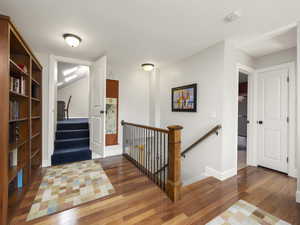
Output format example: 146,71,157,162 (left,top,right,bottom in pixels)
10,156,300,225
